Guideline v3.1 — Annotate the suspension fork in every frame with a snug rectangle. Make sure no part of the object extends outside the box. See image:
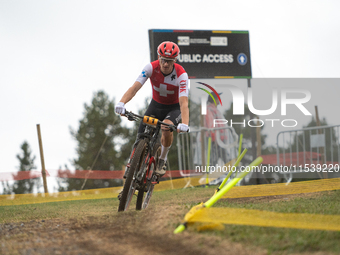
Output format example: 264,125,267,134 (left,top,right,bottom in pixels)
126,133,146,166
144,156,156,183
149,123,161,149
135,139,152,182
